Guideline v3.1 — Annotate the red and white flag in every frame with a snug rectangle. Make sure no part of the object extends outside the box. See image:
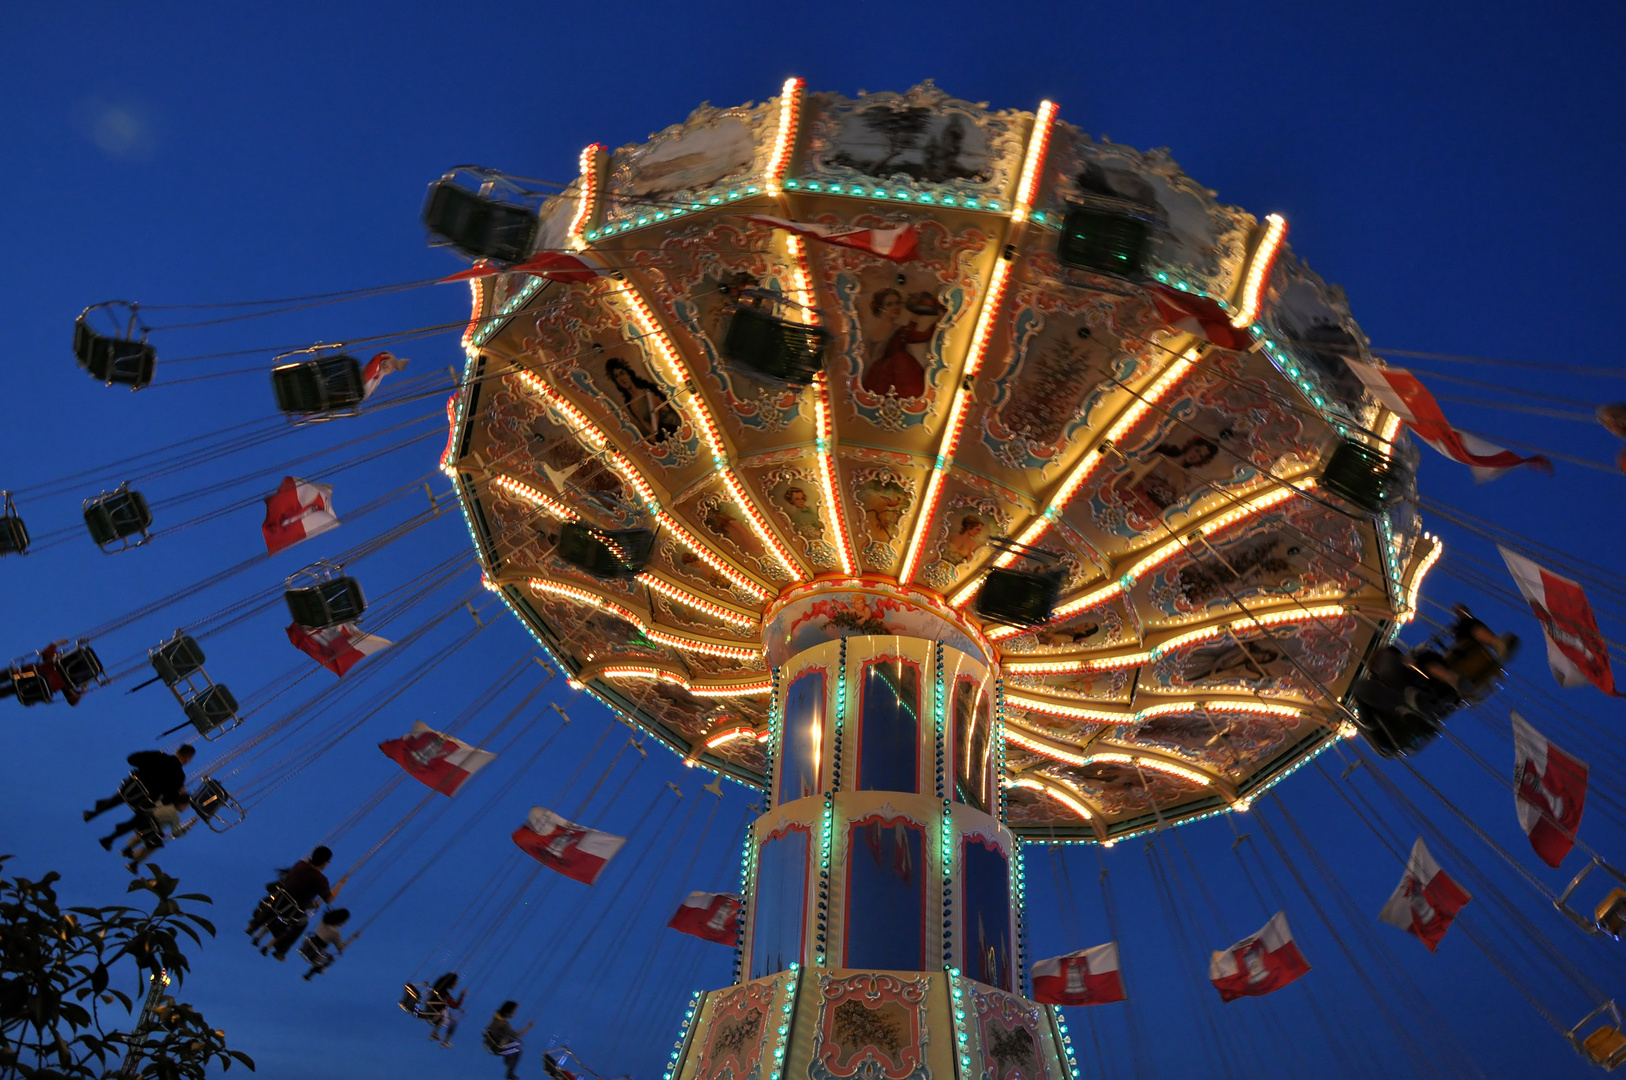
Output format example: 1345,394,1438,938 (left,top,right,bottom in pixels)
1378,838,1472,952
1499,546,1621,696
378,721,497,796
1032,942,1126,1006
1345,359,1551,480
1147,284,1256,351
261,476,339,556
512,807,626,885
1512,712,1588,868
742,214,920,263
362,351,409,399
1208,911,1311,1001
439,250,609,284
285,622,390,676
668,891,742,945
